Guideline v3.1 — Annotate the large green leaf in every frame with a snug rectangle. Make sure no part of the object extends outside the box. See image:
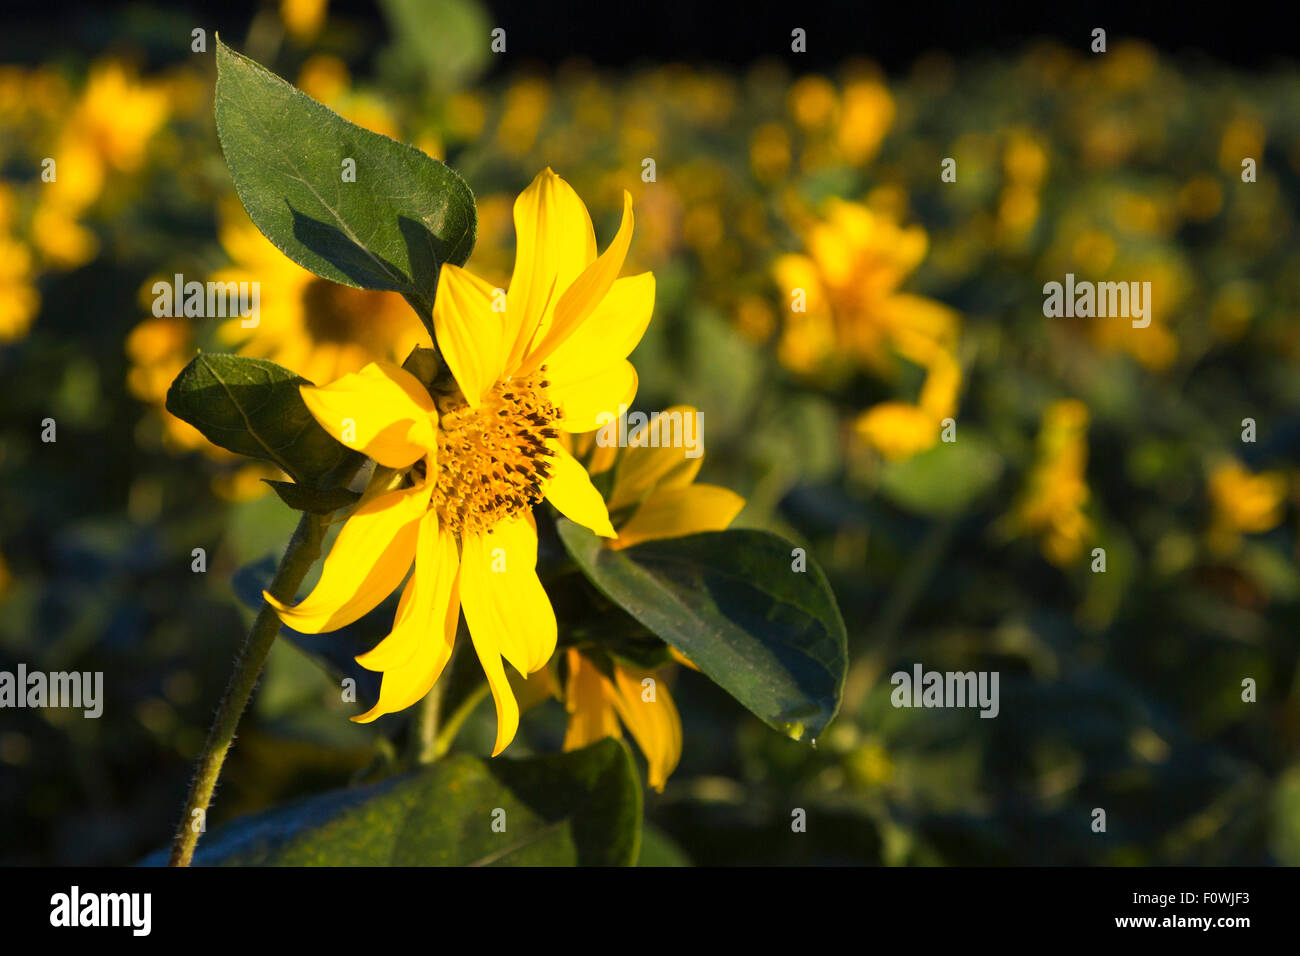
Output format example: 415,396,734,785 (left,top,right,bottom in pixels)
165,352,360,487
161,739,642,866
214,37,476,315
557,521,847,742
